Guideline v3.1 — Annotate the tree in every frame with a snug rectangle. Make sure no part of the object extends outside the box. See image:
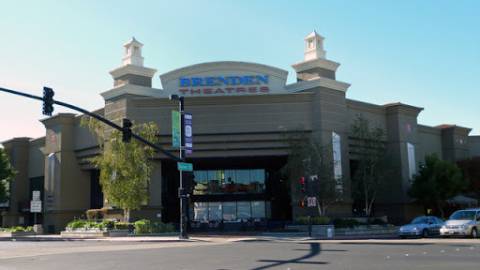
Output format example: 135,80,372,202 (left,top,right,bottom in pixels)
284,132,344,216
82,117,159,222
457,157,480,200
409,154,467,218
350,115,389,217
0,147,15,204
